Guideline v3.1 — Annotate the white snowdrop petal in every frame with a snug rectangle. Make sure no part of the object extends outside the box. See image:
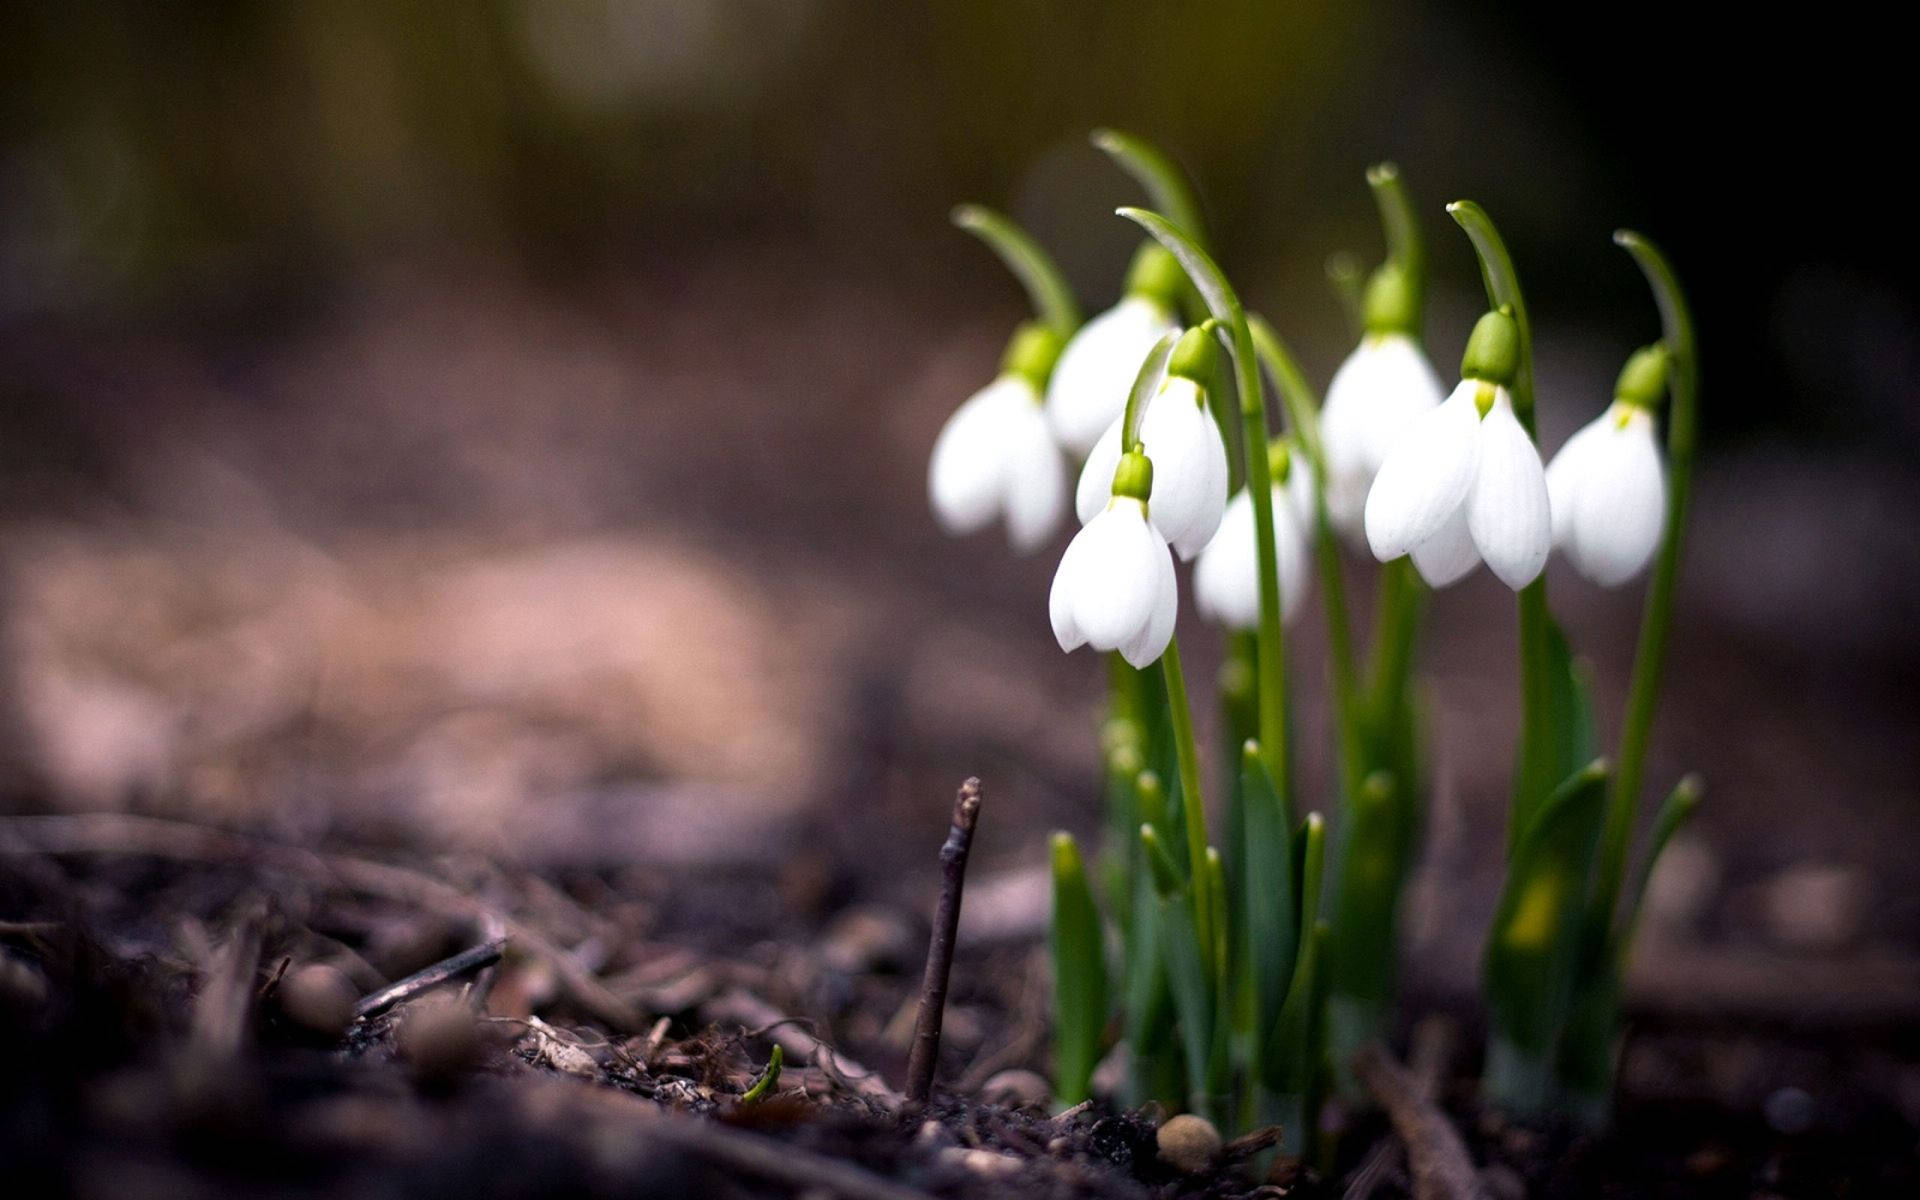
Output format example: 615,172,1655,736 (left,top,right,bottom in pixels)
928,380,1020,535
1194,489,1260,629
1002,403,1069,553
1364,381,1482,561
1075,417,1125,524
1568,409,1668,587
1045,298,1178,455
1466,391,1552,590
1121,528,1179,668
1356,335,1447,475
1409,501,1479,587
1070,503,1164,651
1544,412,1610,548
1137,380,1229,559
